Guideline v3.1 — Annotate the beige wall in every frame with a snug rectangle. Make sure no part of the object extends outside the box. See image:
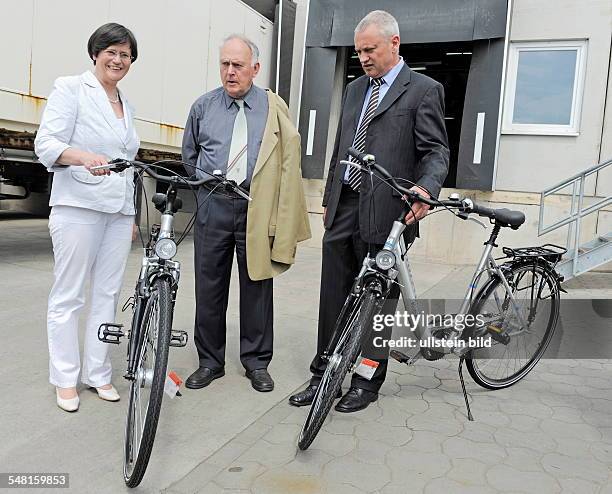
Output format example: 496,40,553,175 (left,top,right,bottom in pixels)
496,0,612,195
